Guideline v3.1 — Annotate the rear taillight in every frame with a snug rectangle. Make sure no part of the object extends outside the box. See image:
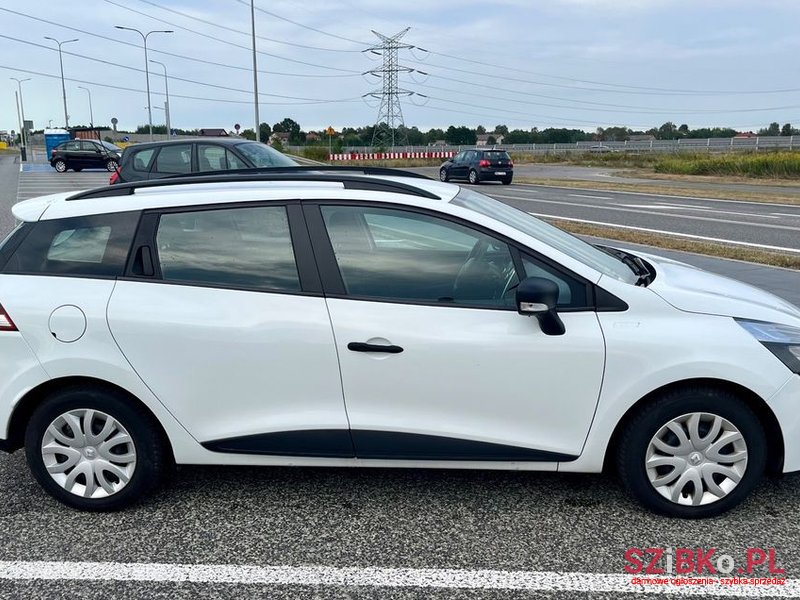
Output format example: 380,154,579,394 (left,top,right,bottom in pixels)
50,149,56,156
109,169,120,185
479,159,490,167
0,304,17,332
